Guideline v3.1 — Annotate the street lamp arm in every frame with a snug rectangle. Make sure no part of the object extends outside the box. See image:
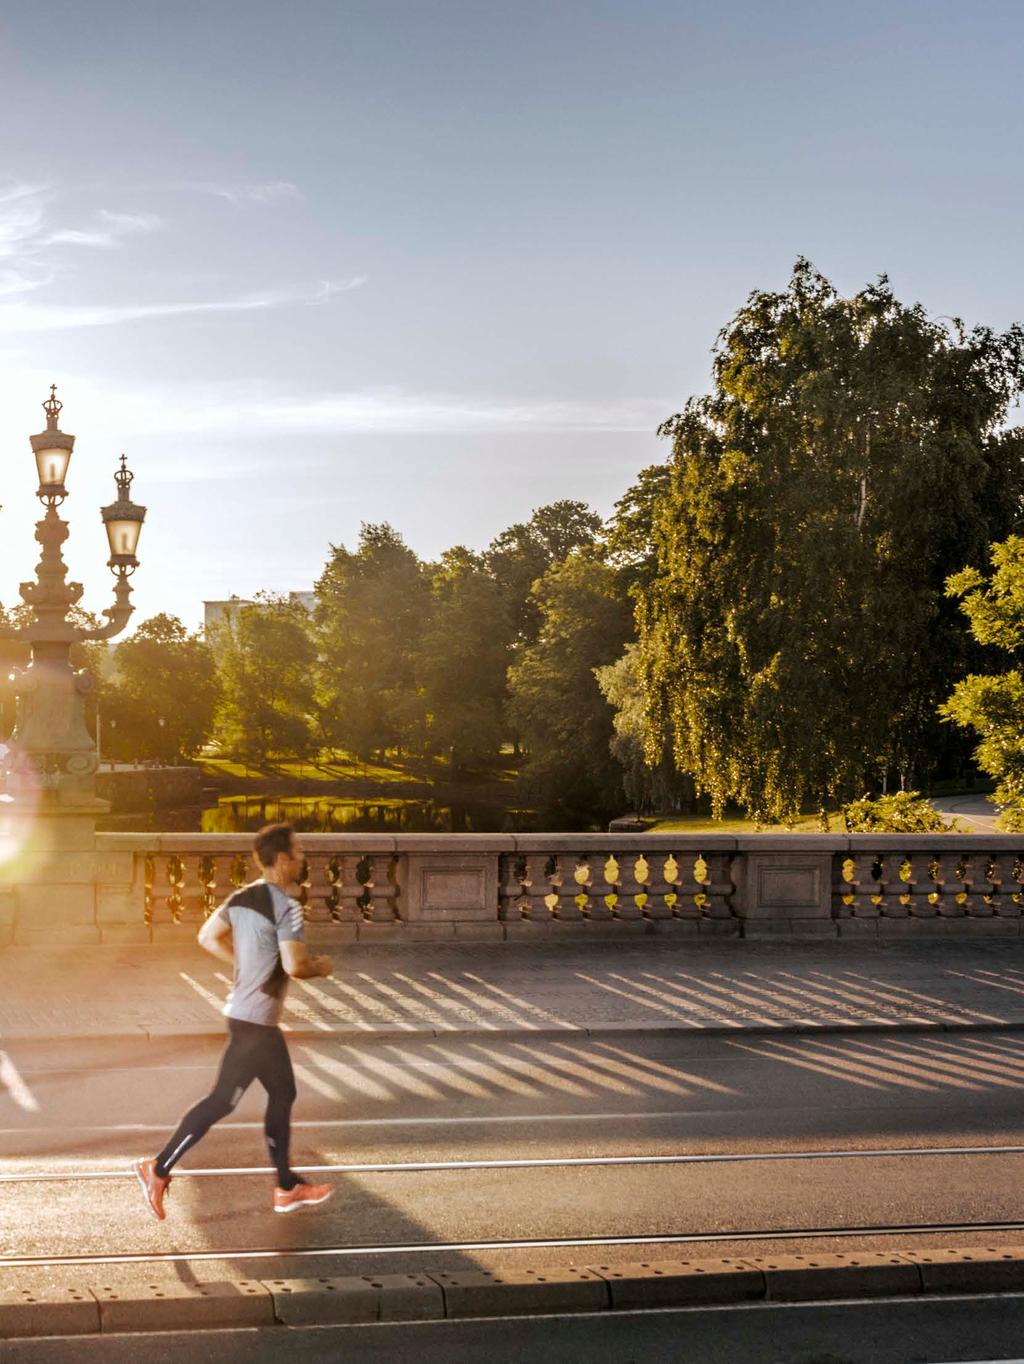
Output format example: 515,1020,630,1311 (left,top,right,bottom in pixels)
77,577,134,642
